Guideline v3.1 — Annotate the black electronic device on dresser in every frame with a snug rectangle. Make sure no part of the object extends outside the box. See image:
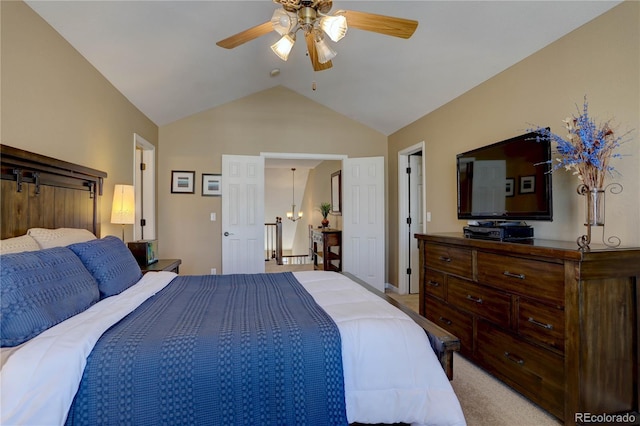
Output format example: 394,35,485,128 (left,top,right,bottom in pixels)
463,222,534,241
